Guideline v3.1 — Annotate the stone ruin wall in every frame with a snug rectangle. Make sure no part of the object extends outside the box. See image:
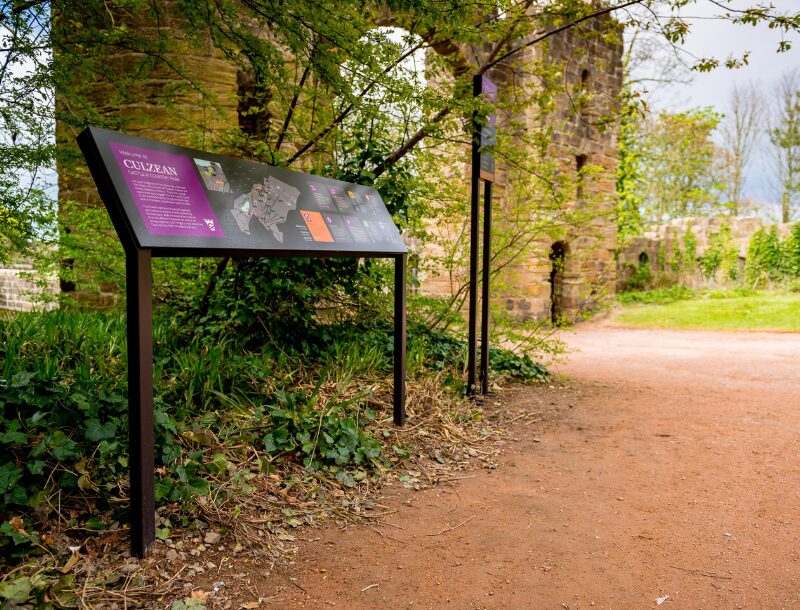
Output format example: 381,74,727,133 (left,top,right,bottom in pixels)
515,17,622,322
617,216,794,289
418,16,623,323
54,0,240,305
42,4,622,322
0,263,58,312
